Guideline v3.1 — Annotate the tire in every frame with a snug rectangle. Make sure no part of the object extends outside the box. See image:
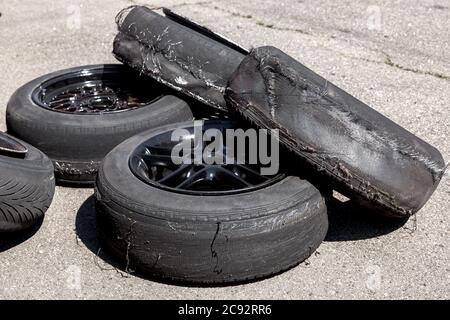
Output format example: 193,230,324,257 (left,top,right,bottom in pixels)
0,133,55,232
113,6,247,111
226,46,446,218
6,64,194,186
95,121,328,284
